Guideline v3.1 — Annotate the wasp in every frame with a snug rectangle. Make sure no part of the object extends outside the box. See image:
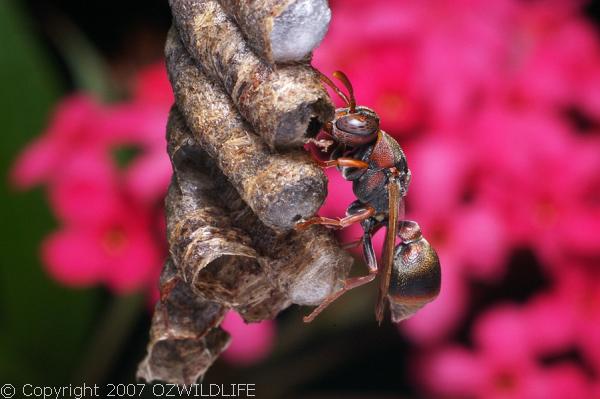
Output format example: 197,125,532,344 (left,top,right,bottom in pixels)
297,70,441,324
